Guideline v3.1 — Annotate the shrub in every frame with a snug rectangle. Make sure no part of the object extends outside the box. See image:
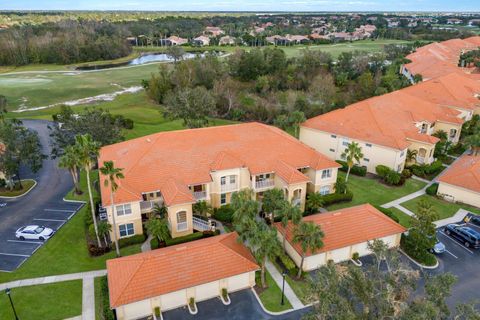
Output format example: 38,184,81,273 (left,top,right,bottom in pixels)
222,288,228,300
320,190,353,206
374,205,400,223
165,232,204,246
424,160,443,175
334,176,347,194
189,297,196,310
385,170,402,185
150,237,159,249
426,183,439,196
100,276,115,320
375,165,390,178
213,205,234,223
401,234,437,266
117,234,147,248
154,307,161,317
401,169,412,179
84,204,93,228
202,230,221,238
87,244,110,256
278,252,297,274
352,252,360,261
336,160,367,176
0,178,5,188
